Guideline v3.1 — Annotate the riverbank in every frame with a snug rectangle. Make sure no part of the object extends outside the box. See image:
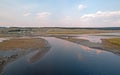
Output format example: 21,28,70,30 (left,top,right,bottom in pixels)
57,37,103,49
0,37,50,63
0,37,50,74
0,38,50,50
57,37,120,54
102,38,120,53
